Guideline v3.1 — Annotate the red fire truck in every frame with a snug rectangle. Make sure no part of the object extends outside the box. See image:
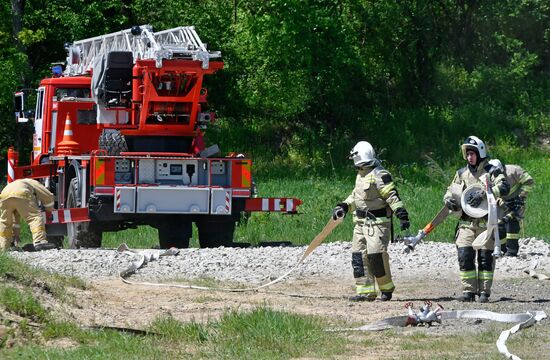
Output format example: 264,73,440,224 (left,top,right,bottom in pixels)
10,25,300,249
